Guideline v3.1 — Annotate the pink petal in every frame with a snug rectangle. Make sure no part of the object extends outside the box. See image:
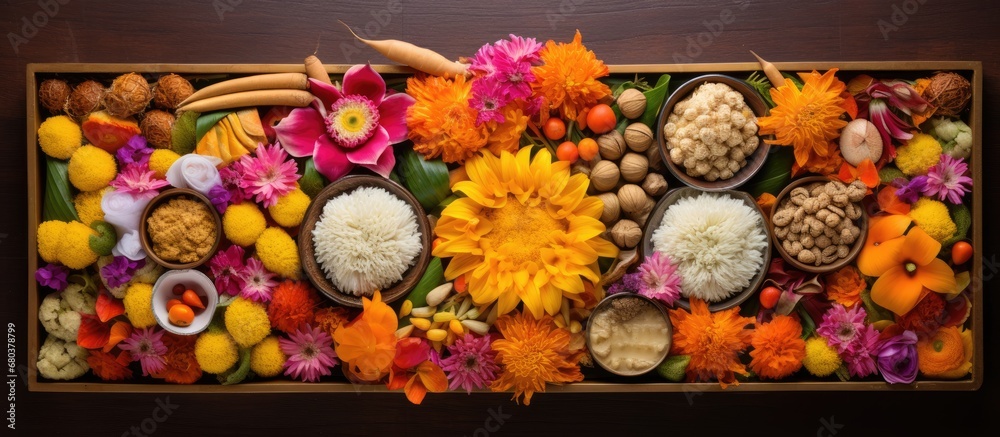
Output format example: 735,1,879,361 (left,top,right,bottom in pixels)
379,93,415,144
308,78,342,110
313,135,355,182
273,107,325,158
361,143,396,178
342,64,386,106
346,127,390,165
